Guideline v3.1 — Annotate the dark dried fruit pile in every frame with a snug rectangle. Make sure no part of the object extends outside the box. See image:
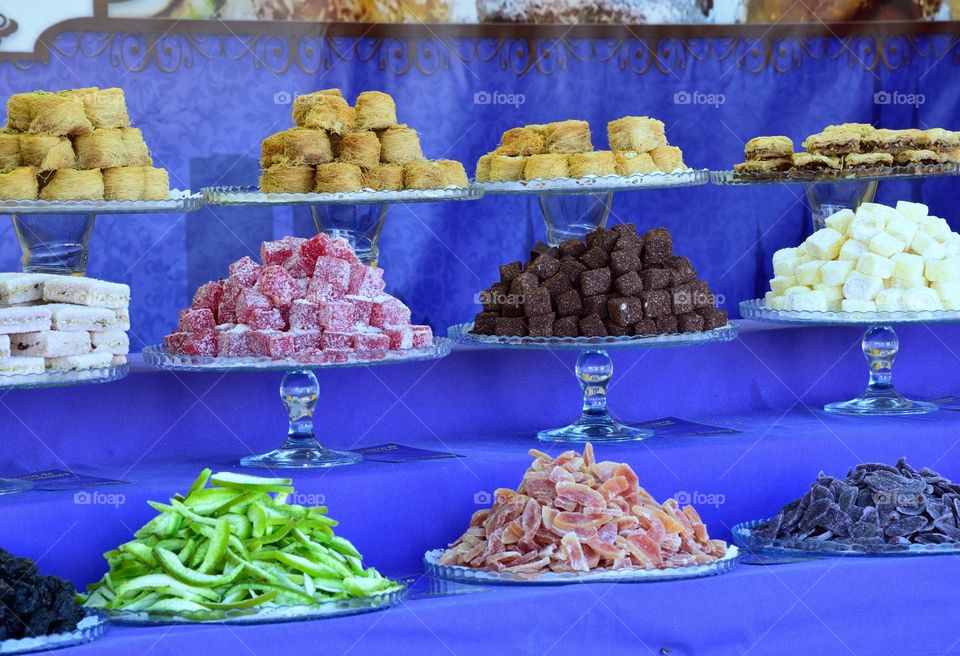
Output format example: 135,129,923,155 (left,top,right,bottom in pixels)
0,548,85,640
753,458,960,549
